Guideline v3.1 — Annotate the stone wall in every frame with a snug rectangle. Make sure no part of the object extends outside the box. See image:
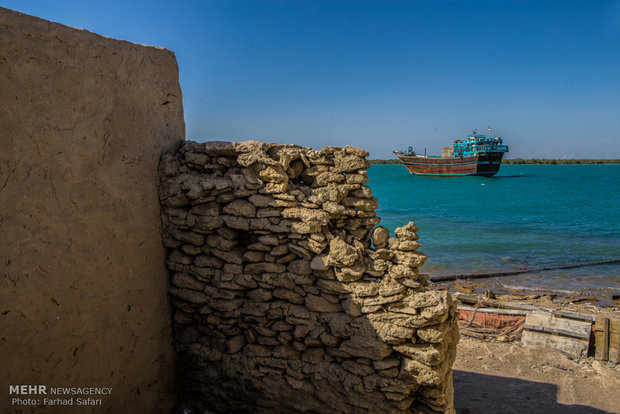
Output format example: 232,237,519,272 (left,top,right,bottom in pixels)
160,141,459,413
0,8,184,412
